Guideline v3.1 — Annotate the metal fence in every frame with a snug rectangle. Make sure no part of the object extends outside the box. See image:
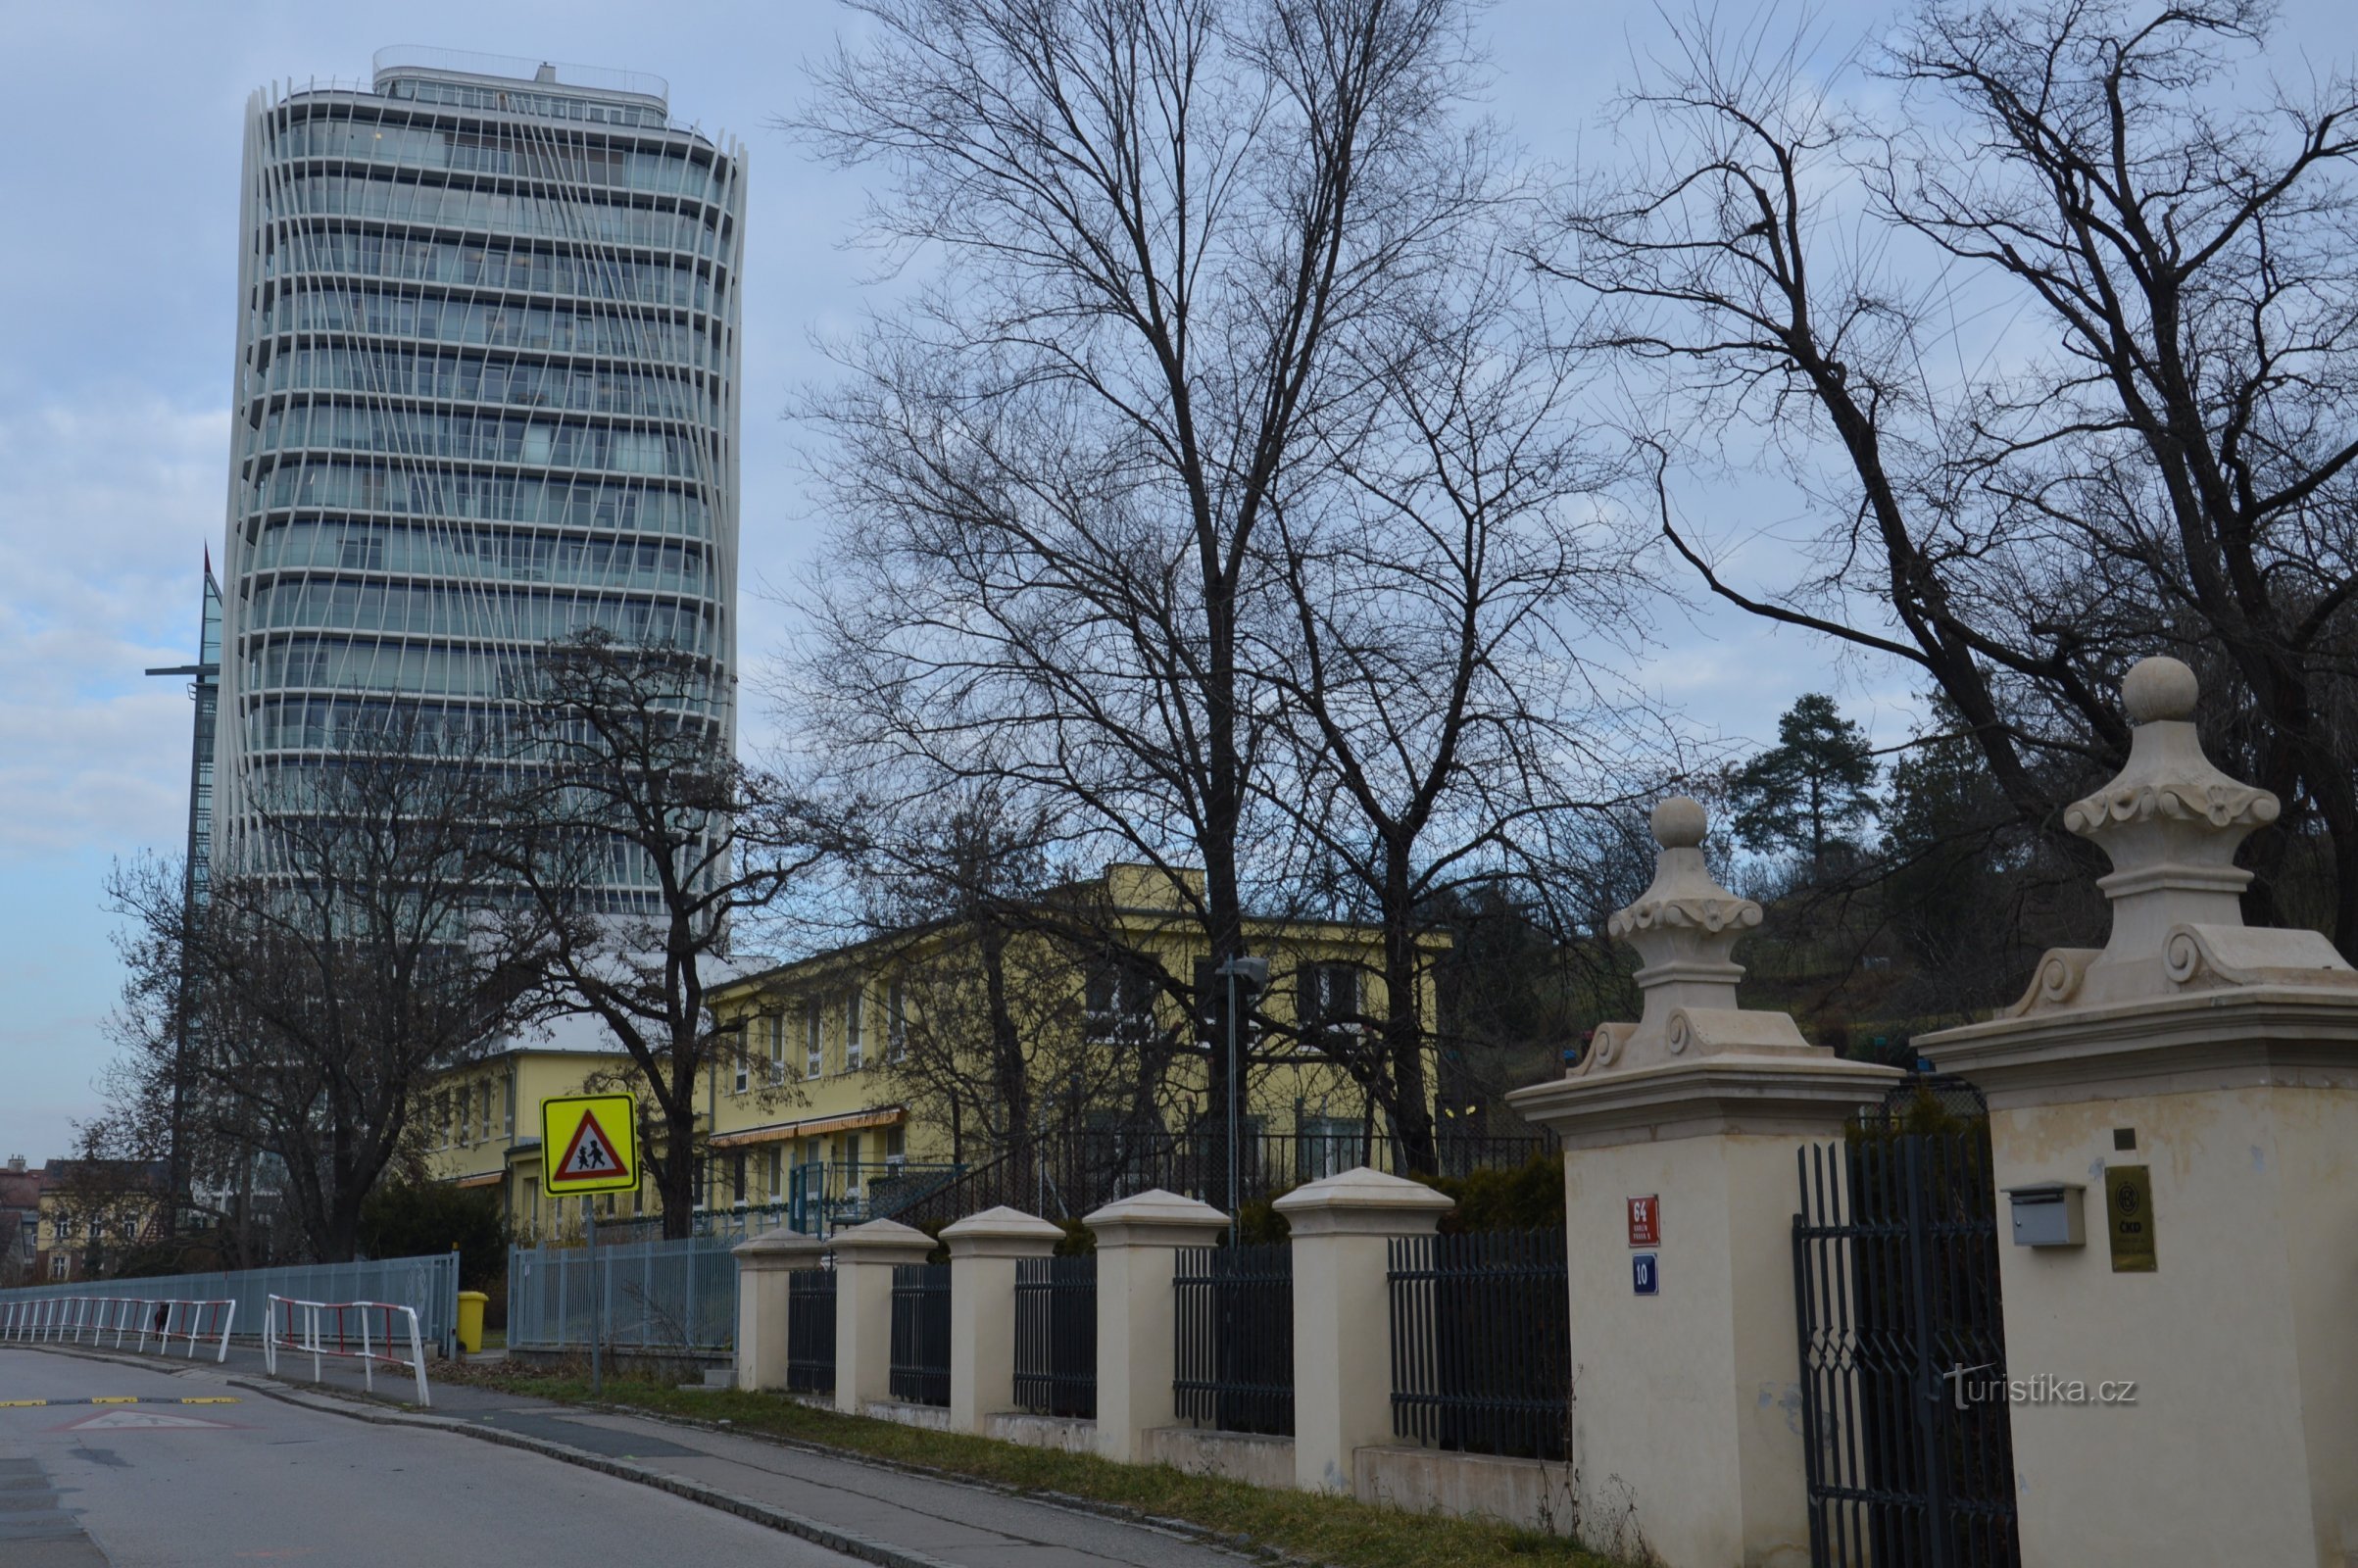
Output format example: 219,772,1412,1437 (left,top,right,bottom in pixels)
888,1262,951,1407
507,1234,735,1351
1793,1132,2019,1568
586,1160,966,1245
786,1267,837,1396
0,1252,461,1357
1387,1228,1570,1460
1172,1242,1294,1436
1013,1253,1097,1418
892,1127,1552,1231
